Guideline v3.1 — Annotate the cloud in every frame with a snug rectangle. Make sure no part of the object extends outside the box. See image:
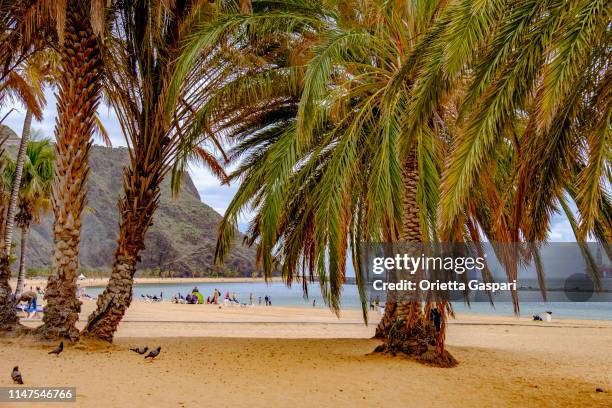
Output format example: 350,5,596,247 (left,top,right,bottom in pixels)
548,201,578,242
548,218,574,241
